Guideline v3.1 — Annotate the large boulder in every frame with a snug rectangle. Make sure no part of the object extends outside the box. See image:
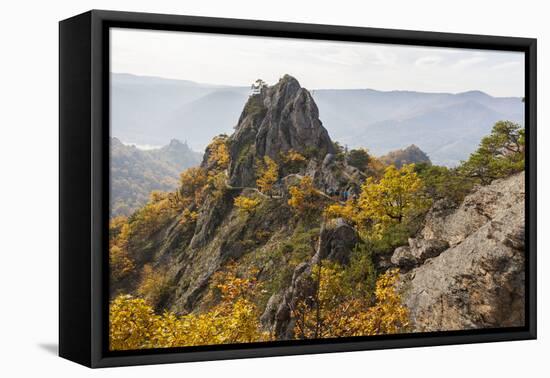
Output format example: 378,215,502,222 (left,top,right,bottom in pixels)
400,173,525,331
313,218,358,266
